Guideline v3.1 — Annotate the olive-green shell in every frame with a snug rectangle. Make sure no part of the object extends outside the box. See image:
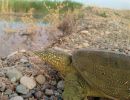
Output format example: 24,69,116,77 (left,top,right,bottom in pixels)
72,49,130,99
